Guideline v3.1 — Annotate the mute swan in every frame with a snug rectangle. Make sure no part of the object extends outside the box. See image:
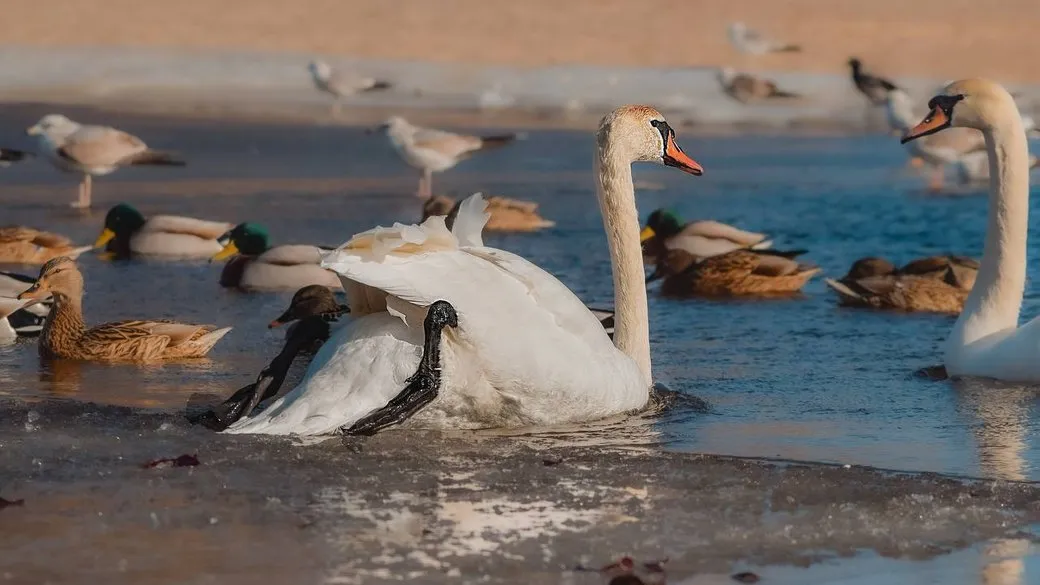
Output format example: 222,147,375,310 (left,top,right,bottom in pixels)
375,117,517,198
226,105,703,435
902,79,1040,380
27,115,185,209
